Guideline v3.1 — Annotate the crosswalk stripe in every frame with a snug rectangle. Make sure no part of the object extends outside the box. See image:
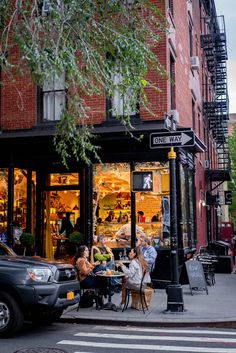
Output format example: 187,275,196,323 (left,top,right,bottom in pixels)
74,332,236,343
94,325,236,336
58,340,236,352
